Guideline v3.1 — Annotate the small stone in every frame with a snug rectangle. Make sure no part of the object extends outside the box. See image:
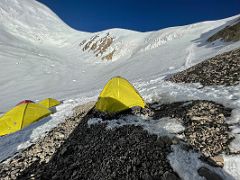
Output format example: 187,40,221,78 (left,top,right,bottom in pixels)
56,132,65,139
208,156,224,167
162,171,179,180
198,167,223,180
142,173,153,180
172,137,179,145
60,146,68,156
